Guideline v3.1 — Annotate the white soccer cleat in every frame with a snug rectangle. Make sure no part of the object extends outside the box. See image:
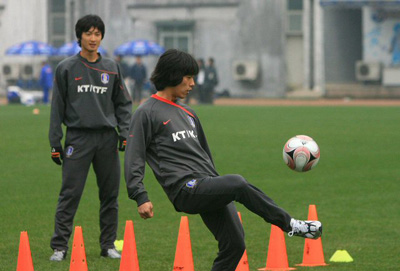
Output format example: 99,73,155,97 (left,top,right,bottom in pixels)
100,248,121,259
288,218,322,239
49,249,66,261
